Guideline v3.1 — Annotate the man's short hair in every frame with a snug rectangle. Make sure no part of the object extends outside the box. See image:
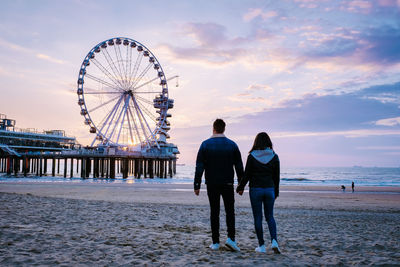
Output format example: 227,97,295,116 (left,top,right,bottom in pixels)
213,119,226,133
